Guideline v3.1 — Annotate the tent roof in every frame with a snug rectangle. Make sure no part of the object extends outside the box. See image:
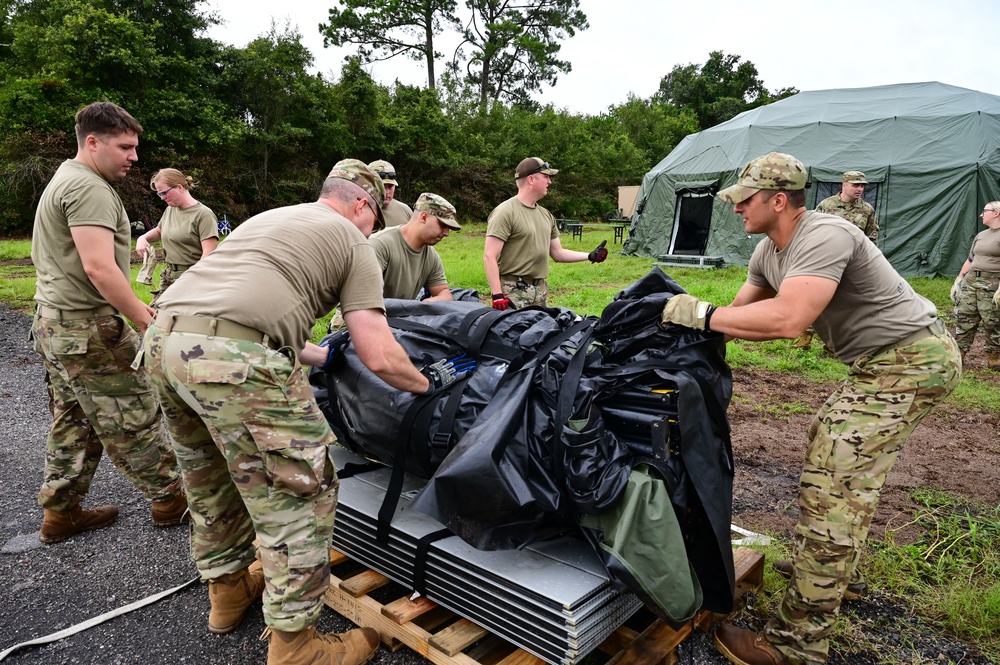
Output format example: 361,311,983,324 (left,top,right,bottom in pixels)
654,81,1000,175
